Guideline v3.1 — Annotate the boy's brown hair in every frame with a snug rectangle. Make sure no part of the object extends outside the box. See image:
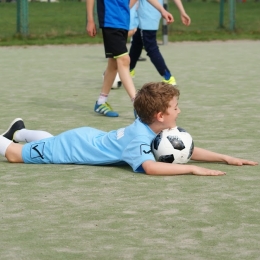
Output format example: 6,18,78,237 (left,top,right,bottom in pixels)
134,82,180,125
